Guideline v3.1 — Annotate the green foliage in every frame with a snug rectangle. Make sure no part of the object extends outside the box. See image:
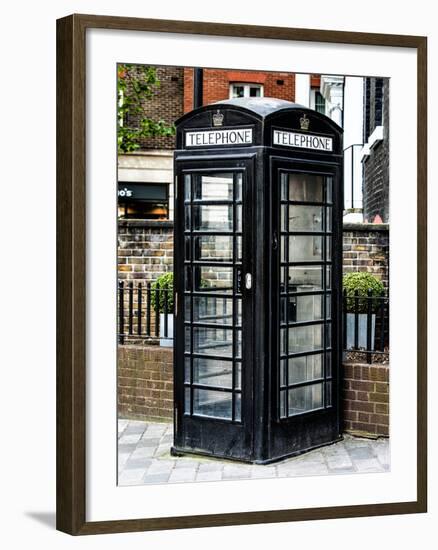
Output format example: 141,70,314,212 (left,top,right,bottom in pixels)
151,272,174,314
117,64,175,153
343,272,385,313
